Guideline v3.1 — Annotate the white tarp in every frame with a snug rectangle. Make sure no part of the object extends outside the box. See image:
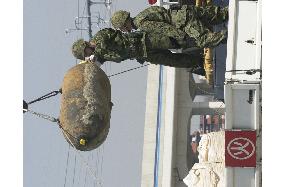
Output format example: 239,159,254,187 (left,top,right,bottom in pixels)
198,131,225,163
184,131,225,186
183,162,225,187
